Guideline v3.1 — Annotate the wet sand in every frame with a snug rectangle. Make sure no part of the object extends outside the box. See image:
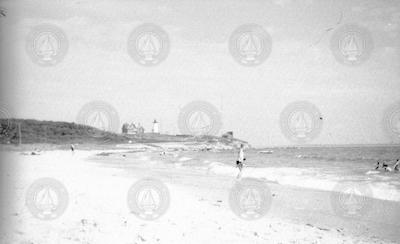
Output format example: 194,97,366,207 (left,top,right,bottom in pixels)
93,149,400,243
1,148,399,243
